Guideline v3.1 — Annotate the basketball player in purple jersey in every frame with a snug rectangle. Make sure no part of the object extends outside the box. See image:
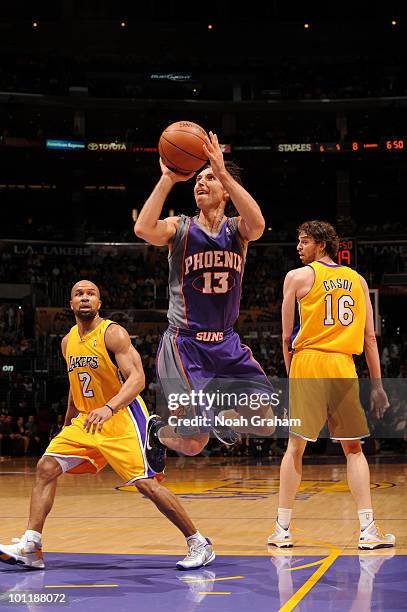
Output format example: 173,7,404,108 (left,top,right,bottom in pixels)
135,132,276,471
